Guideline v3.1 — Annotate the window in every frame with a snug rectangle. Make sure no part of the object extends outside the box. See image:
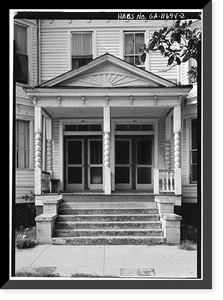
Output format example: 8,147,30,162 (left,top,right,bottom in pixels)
190,119,197,183
14,24,28,83
116,124,153,131
72,32,93,69
16,120,30,169
124,32,145,68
